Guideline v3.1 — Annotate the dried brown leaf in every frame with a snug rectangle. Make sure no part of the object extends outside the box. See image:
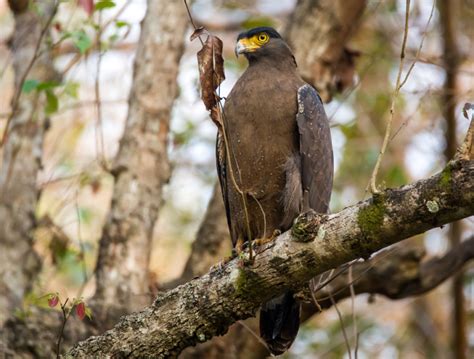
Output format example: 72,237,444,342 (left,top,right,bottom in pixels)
196,34,225,111
210,106,223,128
